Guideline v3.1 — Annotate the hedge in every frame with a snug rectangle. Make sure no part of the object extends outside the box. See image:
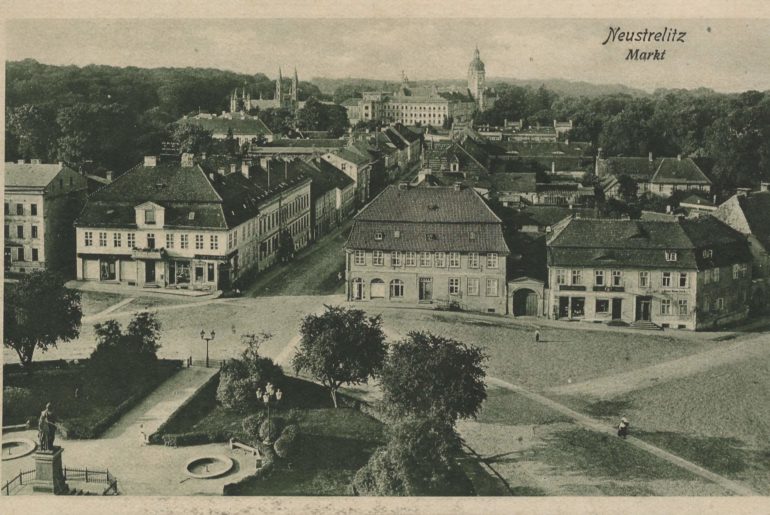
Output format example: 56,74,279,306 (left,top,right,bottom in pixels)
223,443,276,495
160,430,233,447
